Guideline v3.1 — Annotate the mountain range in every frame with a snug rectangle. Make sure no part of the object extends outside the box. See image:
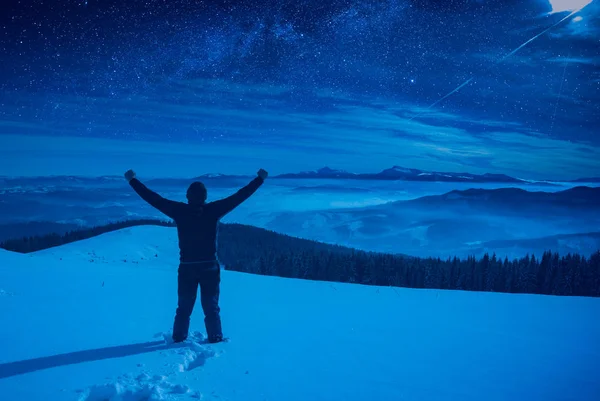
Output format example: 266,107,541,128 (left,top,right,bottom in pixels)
1,167,599,184
274,166,528,183
402,186,600,211
1,182,599,260
260,184,600,260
